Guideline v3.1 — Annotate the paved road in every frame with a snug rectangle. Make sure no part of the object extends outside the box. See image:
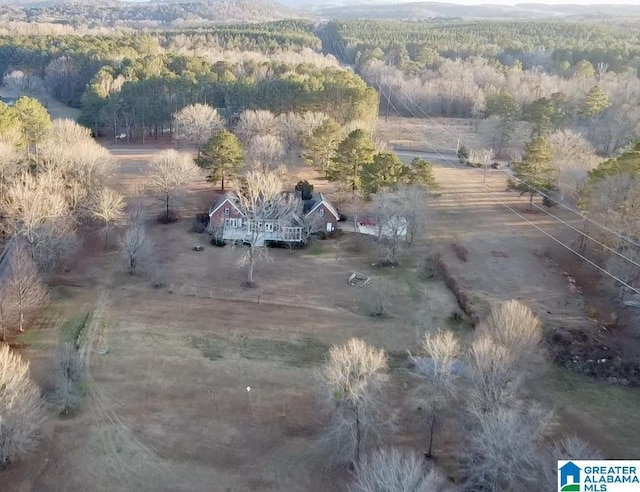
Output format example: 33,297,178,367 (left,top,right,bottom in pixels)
394,149,457,164
107,147,166,155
